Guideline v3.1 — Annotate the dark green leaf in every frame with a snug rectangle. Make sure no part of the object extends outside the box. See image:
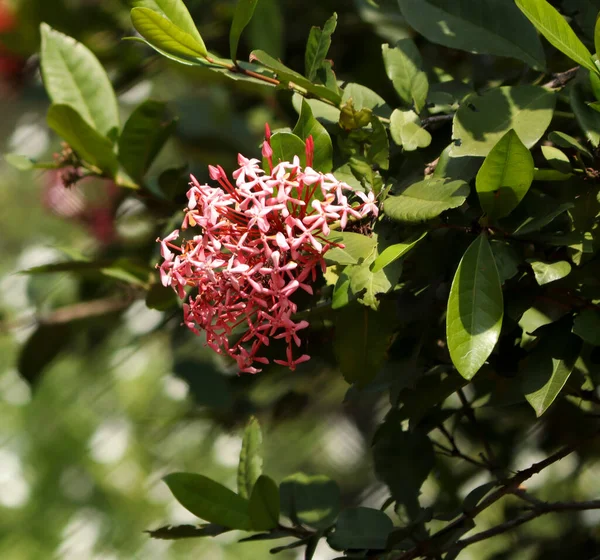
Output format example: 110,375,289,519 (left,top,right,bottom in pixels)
46,104,118,176
548,130,593,158
383,178,469,224
173,359,233,409
40,24,119,136
389,109,432,151
249,475,280,531
475,129,534,219
248,0,283,59
452,86,556,157
305,13,337,82
147,523,231,540
515,0,597,73
280,473,340,529
230,0,259,62
571,78,600,147
293,99,333,172
145,283,179,311
398,0,545,69
119,100,177,182
490,240,521,284
573,309,600,345
163,473,251,529
327,507,393,551
267,132,306,168
368,114,390,170
463,482,499,511
237,416,263,499
382,40,428,112
446,235,504,380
